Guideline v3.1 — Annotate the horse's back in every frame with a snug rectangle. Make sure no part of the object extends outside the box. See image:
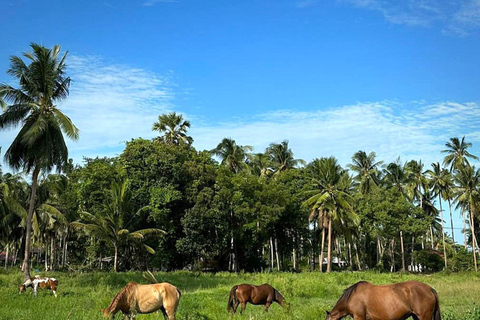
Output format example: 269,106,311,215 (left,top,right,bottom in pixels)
349,281,437,320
